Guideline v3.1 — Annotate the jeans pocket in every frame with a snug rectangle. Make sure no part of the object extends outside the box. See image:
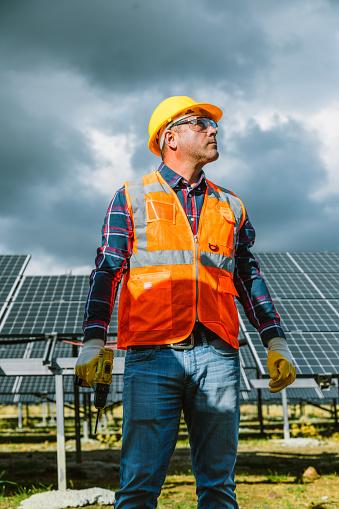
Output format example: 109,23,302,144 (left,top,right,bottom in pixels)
125,349,155,364
209,337,239,358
